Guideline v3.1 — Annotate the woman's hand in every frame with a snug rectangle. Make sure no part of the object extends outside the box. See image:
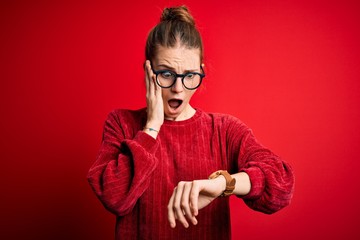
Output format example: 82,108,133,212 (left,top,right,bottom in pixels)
144,60,164,138
167,177,226,228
